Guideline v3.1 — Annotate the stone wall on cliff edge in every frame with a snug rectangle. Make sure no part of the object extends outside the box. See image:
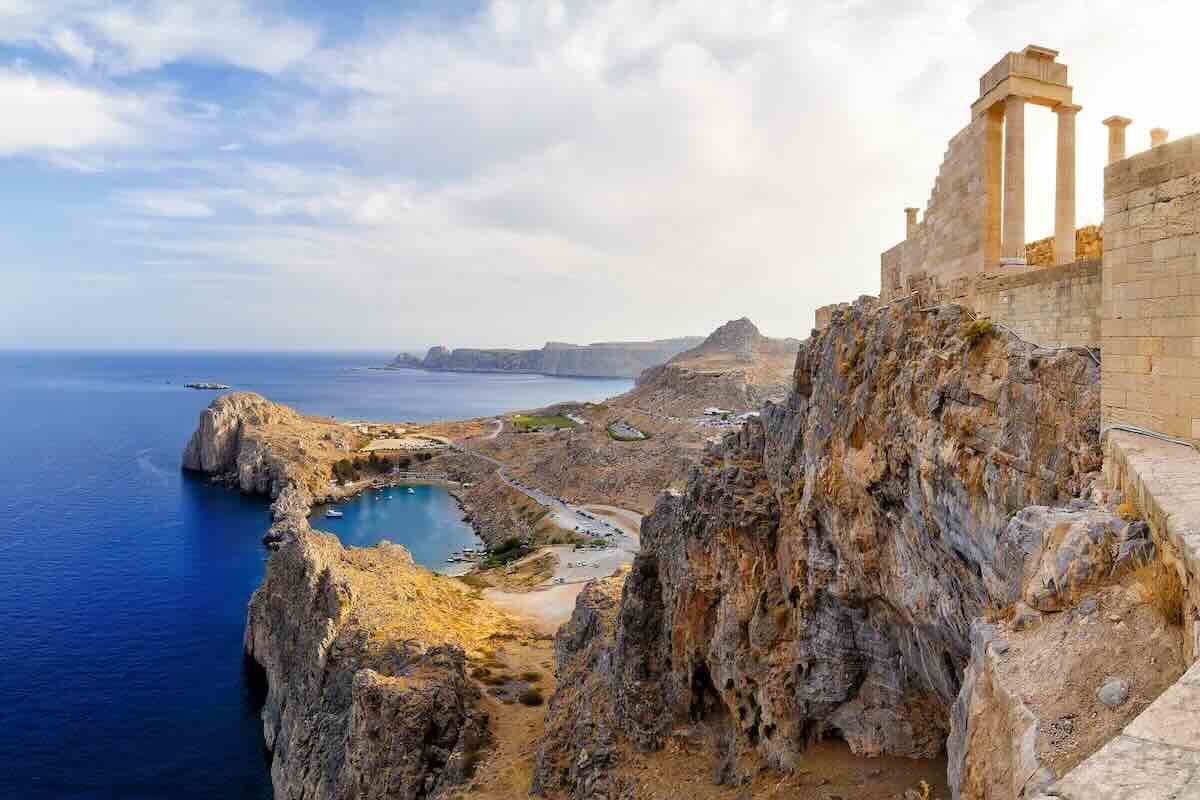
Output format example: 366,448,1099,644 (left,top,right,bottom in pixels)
592,295,1102,781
